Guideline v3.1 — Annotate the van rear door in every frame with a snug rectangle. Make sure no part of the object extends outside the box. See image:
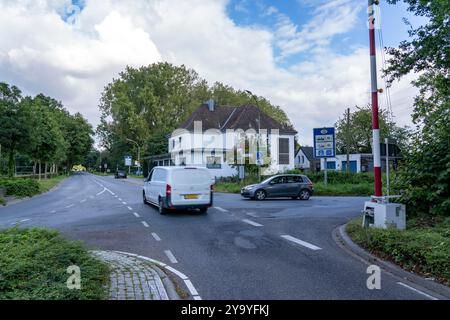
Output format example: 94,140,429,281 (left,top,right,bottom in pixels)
170,168,211,206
